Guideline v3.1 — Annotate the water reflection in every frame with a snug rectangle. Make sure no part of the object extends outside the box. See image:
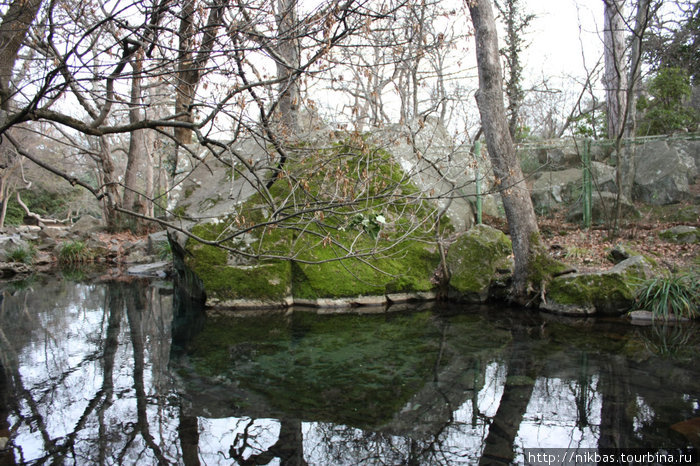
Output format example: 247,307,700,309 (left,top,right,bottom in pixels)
0,277,179,464
0,278,698,465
